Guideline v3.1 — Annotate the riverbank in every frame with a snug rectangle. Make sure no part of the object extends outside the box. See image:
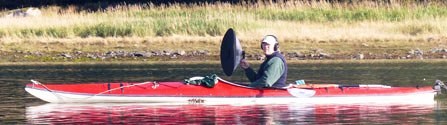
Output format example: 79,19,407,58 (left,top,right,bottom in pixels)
1,38,446,62
1,1,447,62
